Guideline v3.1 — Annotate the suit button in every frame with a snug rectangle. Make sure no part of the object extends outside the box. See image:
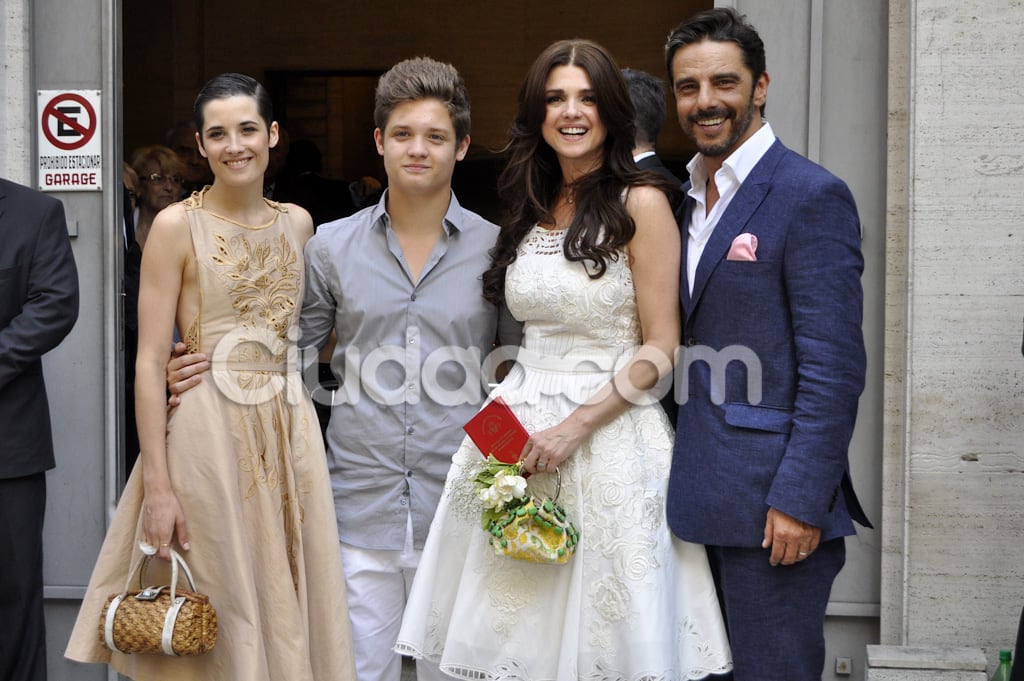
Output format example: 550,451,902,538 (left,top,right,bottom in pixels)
686,337,698,347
